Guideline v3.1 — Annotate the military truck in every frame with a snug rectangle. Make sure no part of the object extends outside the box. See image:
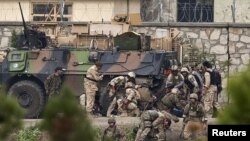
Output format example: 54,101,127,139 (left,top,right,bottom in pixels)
0,3,178,118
